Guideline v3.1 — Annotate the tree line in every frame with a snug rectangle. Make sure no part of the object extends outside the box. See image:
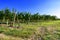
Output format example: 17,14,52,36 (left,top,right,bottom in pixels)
0,8,56,23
